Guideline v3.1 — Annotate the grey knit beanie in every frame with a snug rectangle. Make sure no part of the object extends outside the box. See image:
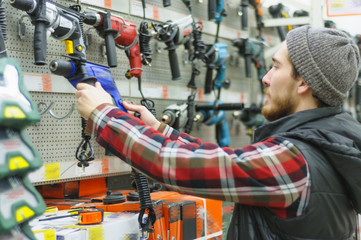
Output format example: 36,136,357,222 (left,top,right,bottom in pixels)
286,25,360,106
